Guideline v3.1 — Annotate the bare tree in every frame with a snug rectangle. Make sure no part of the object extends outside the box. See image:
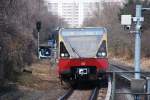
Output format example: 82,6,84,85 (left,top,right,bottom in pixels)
83,2,134,58
0,0,66,80
120,0,150,57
